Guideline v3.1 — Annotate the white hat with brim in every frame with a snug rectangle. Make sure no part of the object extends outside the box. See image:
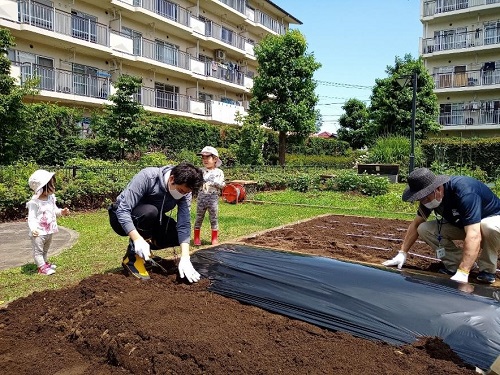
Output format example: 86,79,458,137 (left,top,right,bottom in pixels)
402,168,450,202
28,170,55,199
198,146,222,167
